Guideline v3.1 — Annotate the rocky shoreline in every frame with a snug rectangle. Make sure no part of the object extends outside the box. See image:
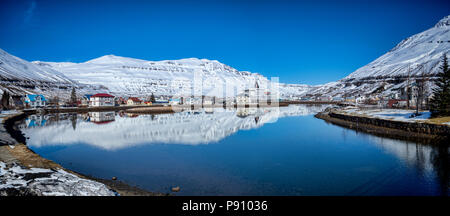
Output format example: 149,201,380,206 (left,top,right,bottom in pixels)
315,107,450,144
0,111,165,196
